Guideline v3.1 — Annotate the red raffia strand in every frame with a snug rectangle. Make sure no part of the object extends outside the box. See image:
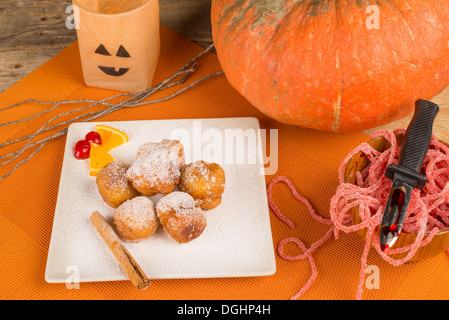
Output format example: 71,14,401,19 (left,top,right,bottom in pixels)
267,129,449,300
267,176,334,300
